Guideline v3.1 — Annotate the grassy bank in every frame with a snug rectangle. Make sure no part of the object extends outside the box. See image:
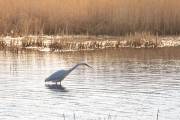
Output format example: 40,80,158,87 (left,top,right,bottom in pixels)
0,0,180,36
1,33,180,52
